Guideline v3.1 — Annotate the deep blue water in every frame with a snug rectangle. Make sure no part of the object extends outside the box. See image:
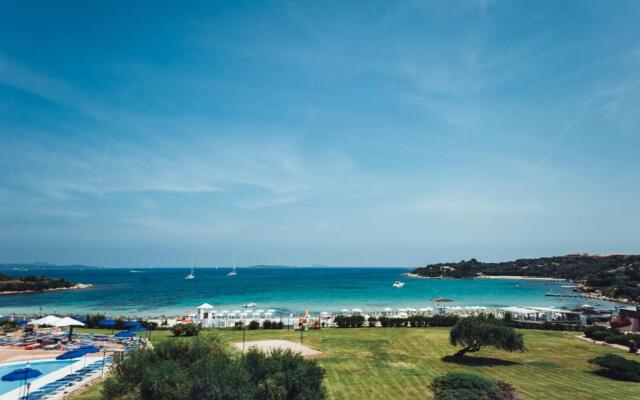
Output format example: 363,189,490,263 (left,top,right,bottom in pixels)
0,267,618,317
